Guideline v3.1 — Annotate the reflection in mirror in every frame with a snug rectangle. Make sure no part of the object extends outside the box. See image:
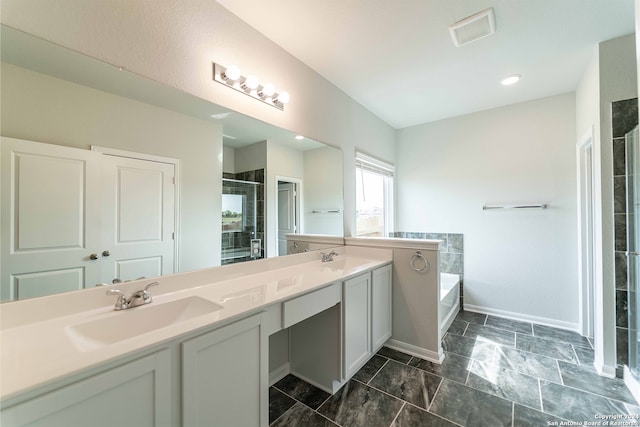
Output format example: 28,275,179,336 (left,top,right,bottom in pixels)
222,178,263,264
0,25,343,302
